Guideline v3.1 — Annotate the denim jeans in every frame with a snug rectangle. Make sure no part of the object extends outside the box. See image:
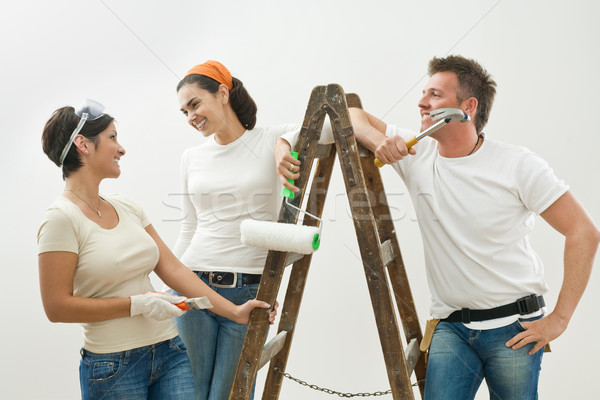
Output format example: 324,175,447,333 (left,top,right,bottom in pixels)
79,336,195,400
424,316,544,400
174,272,260,400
